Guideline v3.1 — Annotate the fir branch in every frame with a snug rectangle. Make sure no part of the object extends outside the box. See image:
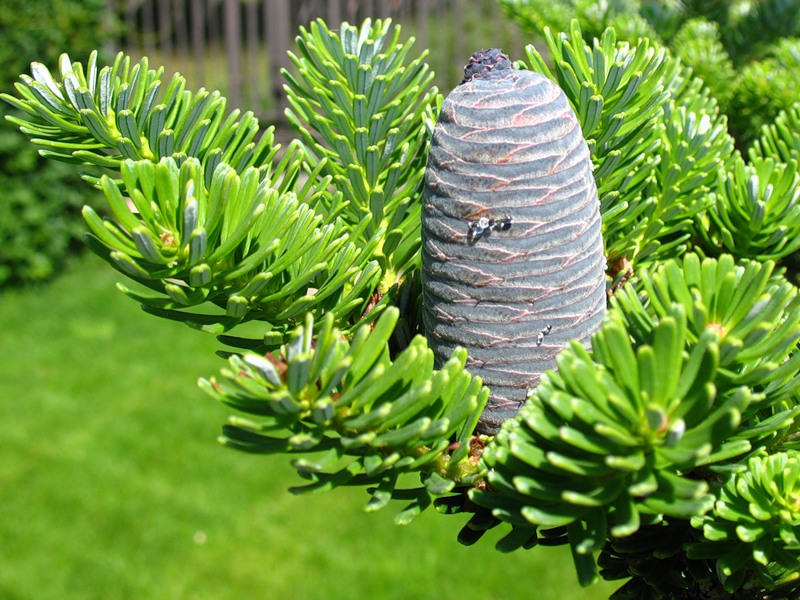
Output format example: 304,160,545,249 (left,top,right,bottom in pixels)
82,156,383,344
200,307,489,522
471,303,737,585
2,52,278,185
2,50,409,346
642,58,735,263
695,155,800,262
751,102,800,165
465,253,800,590
520,21,670,264
687,452,800,595
283,19,439,286
614,254,800,417
519,20,737,265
